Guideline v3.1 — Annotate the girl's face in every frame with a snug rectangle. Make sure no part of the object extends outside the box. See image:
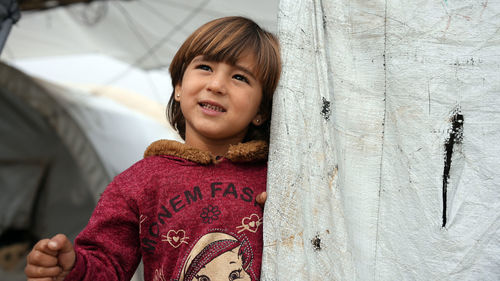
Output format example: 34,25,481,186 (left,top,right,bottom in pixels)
194,246,251,281
175,54,263,151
